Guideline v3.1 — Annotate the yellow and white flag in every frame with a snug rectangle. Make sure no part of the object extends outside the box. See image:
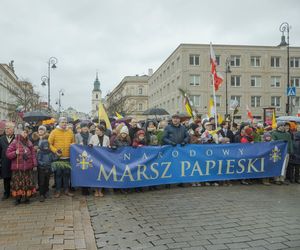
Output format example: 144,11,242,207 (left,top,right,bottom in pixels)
98,101,112,130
